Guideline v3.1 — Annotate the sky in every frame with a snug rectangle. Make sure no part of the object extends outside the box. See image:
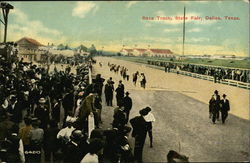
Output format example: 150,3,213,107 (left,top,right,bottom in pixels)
1,1,249,56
